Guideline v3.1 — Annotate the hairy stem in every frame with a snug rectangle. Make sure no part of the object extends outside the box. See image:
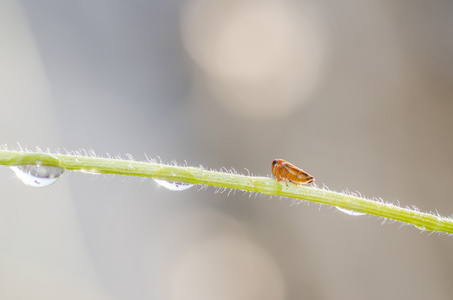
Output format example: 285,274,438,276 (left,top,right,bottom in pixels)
1,150,452,235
